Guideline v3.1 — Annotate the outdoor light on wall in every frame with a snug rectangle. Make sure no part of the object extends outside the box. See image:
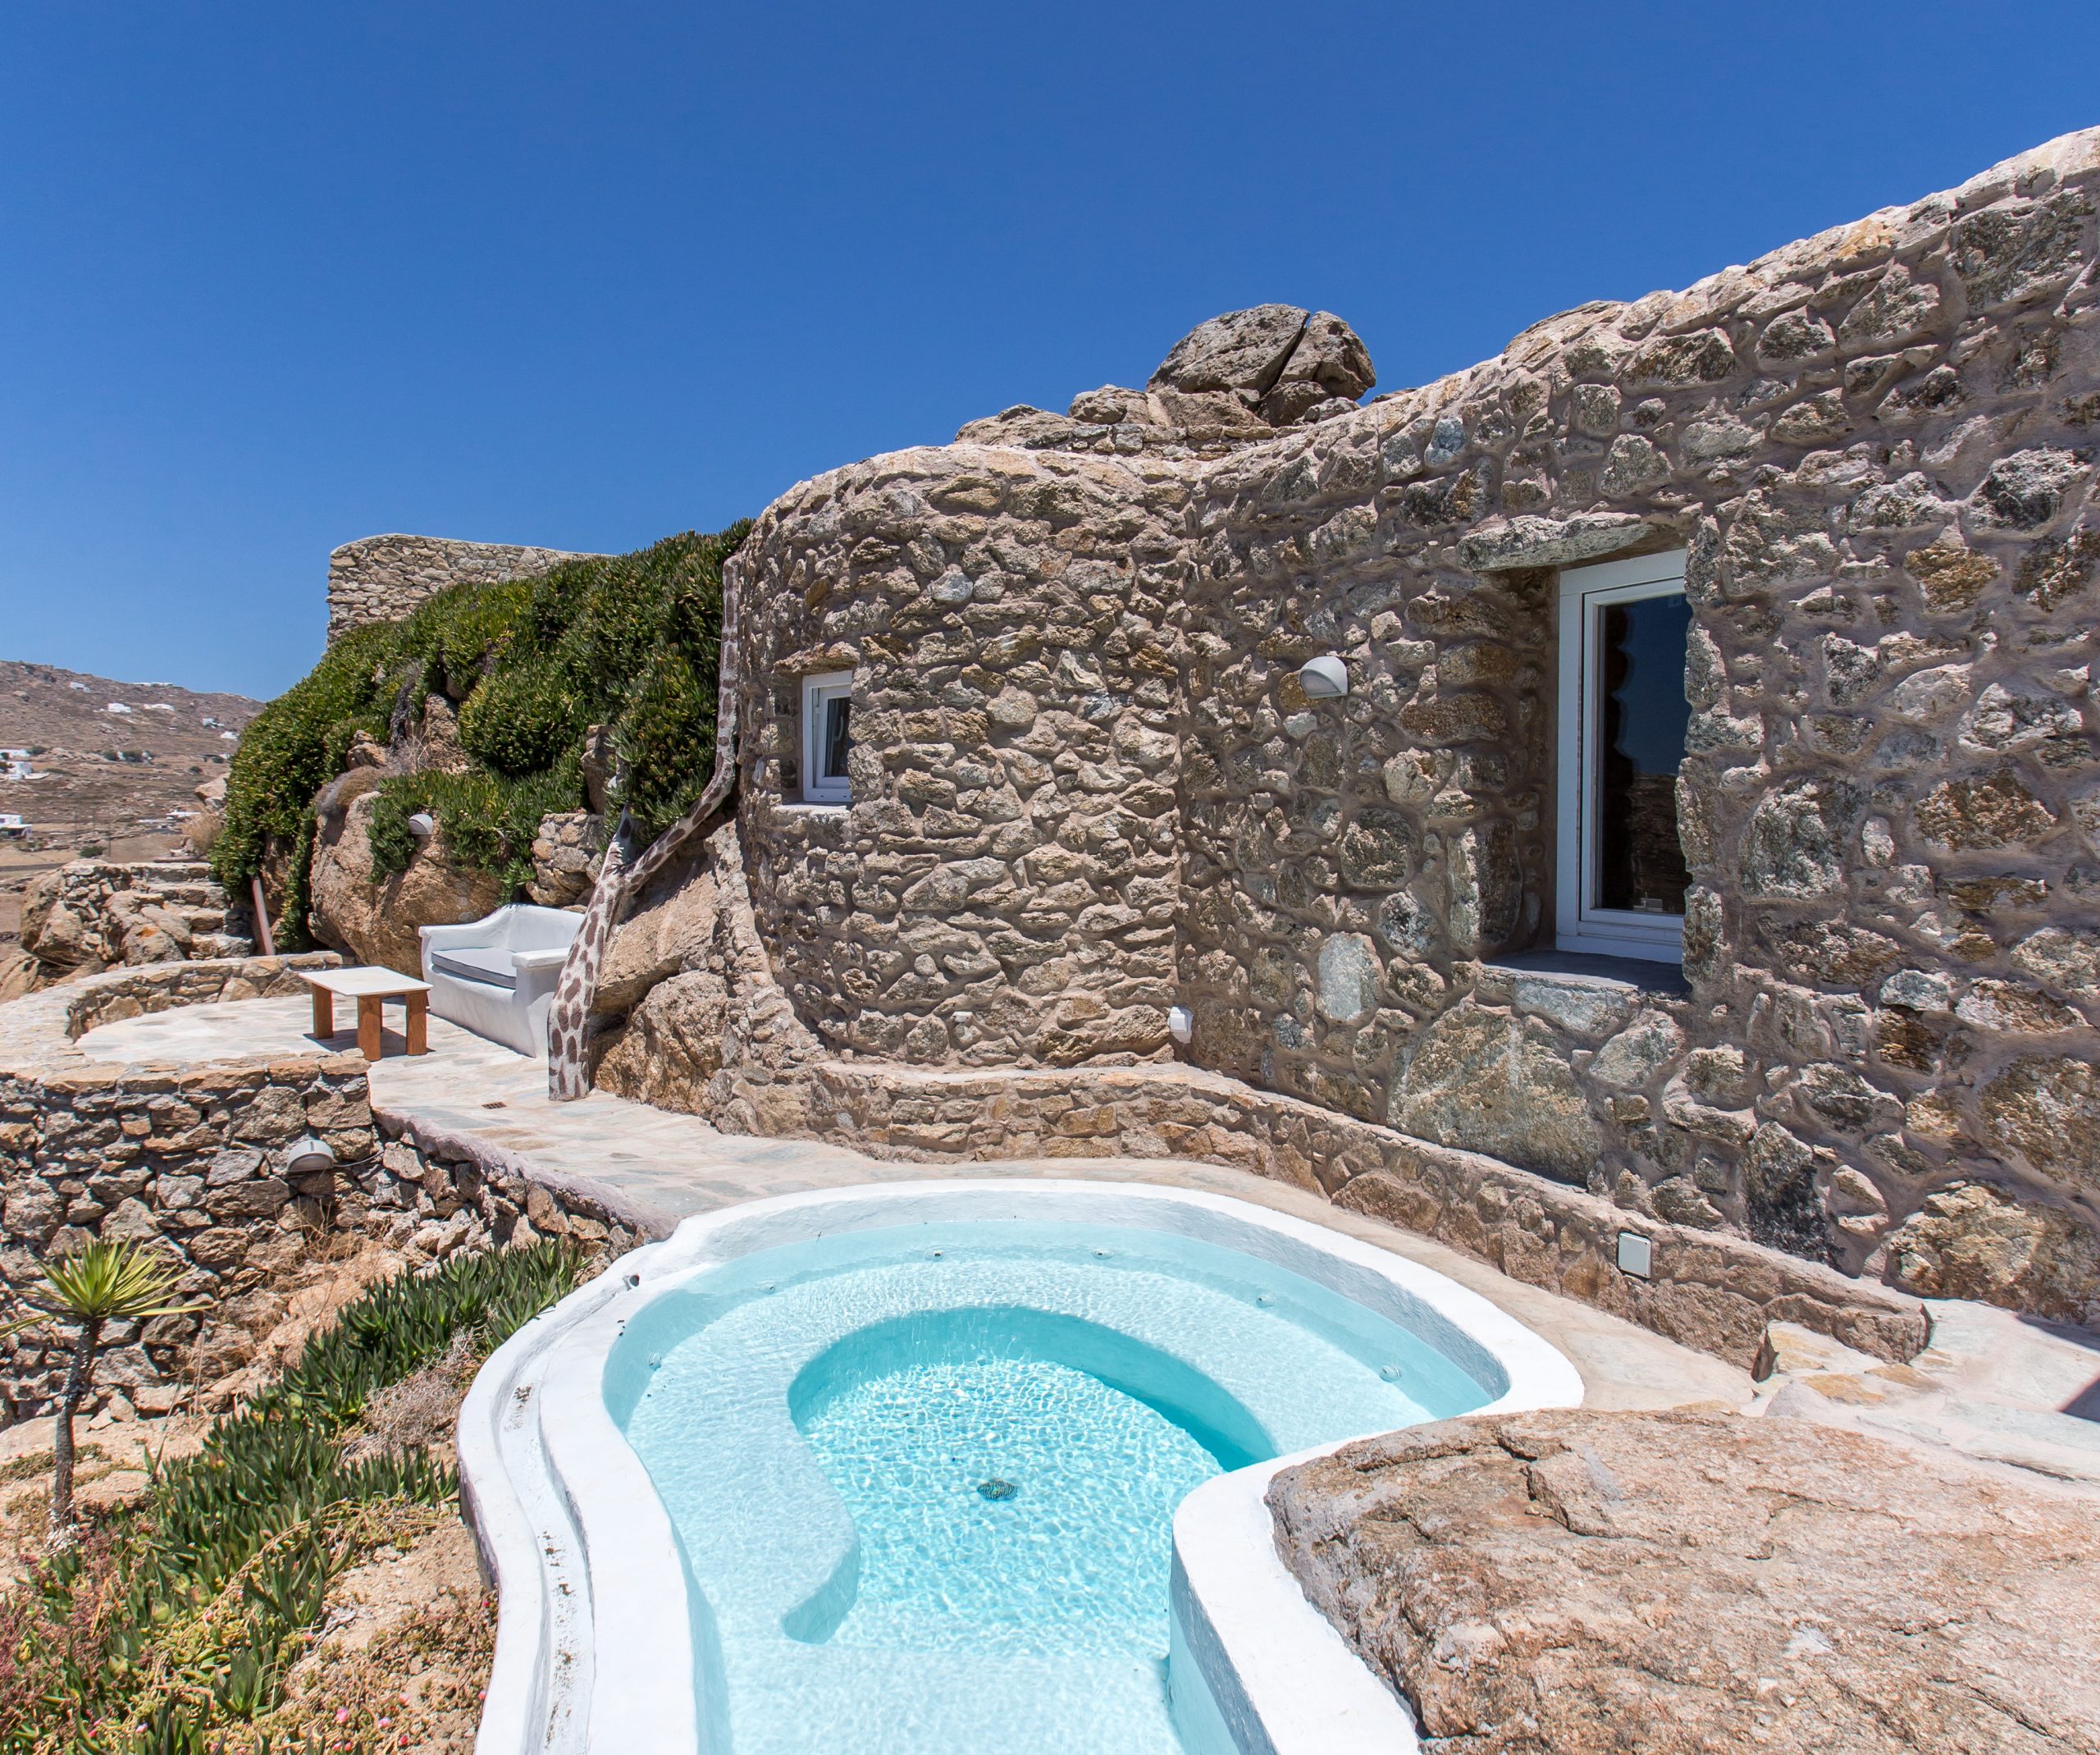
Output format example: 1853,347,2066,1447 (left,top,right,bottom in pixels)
408,812,436,840
284,1135,339,1178
1299,656,1349,700
1166,1005,1194,1045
